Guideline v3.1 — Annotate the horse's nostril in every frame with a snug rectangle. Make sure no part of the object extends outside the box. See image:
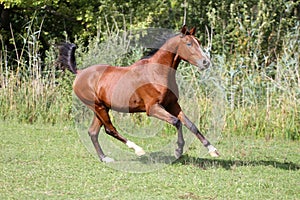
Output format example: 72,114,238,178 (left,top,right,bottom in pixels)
203,60,210,67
